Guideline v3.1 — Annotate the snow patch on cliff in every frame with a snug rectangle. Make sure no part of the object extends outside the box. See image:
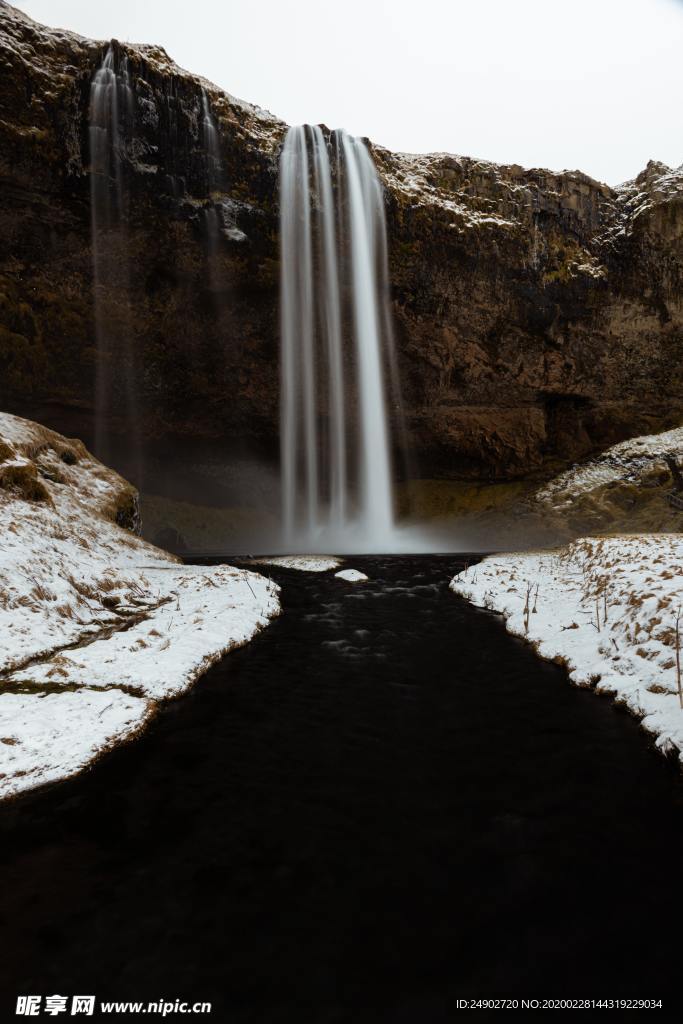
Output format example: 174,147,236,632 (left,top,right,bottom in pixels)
382,150,517,230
